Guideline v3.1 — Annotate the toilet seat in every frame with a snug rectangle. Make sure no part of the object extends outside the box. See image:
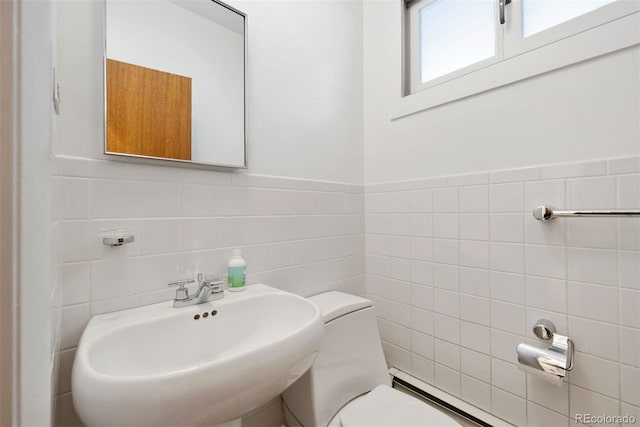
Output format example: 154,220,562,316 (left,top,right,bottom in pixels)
338,385,461,427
